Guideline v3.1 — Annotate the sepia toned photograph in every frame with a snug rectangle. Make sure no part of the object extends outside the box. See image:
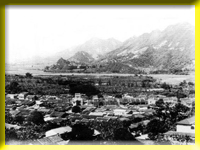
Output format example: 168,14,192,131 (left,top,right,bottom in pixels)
5,5,195,145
